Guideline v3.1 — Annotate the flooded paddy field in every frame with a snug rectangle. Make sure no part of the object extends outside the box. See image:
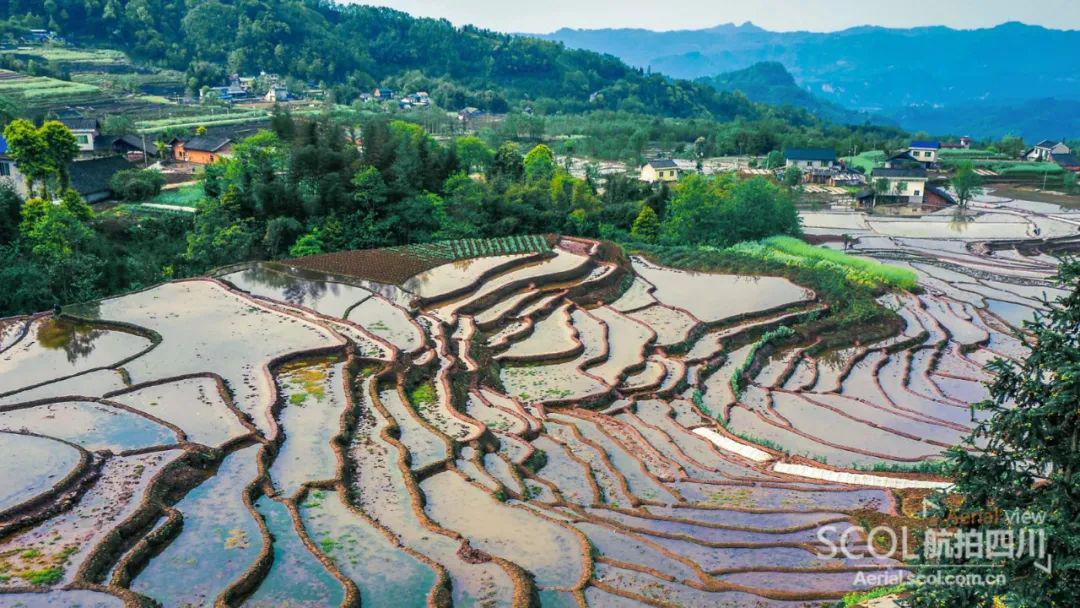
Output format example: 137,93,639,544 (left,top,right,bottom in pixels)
0,224,1069,606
